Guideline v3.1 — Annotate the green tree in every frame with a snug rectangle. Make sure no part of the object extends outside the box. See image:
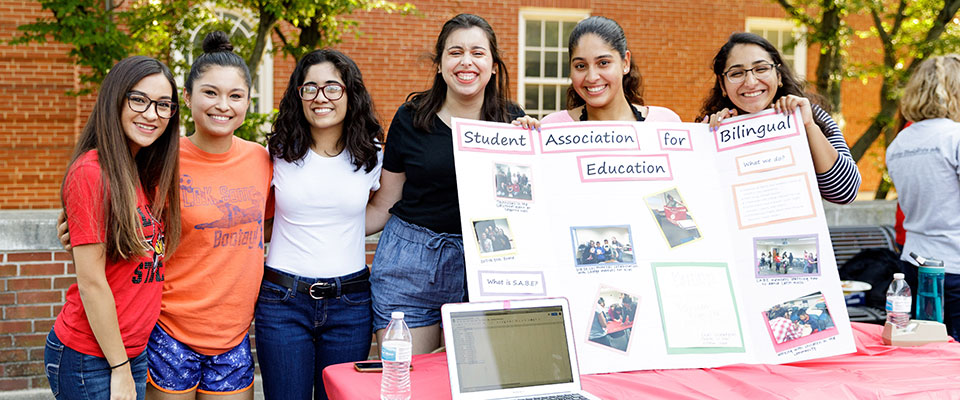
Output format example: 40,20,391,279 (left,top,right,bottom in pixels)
11,0,415,142
774,0,852,114
775,0,960,198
